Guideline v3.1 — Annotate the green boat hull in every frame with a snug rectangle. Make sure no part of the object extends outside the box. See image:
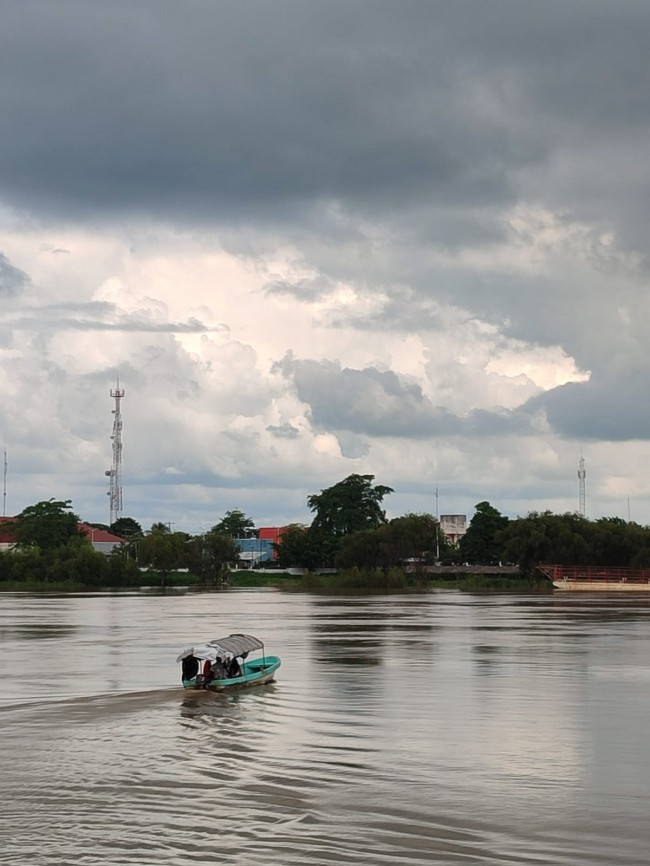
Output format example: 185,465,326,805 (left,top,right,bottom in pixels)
182,655,281,691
